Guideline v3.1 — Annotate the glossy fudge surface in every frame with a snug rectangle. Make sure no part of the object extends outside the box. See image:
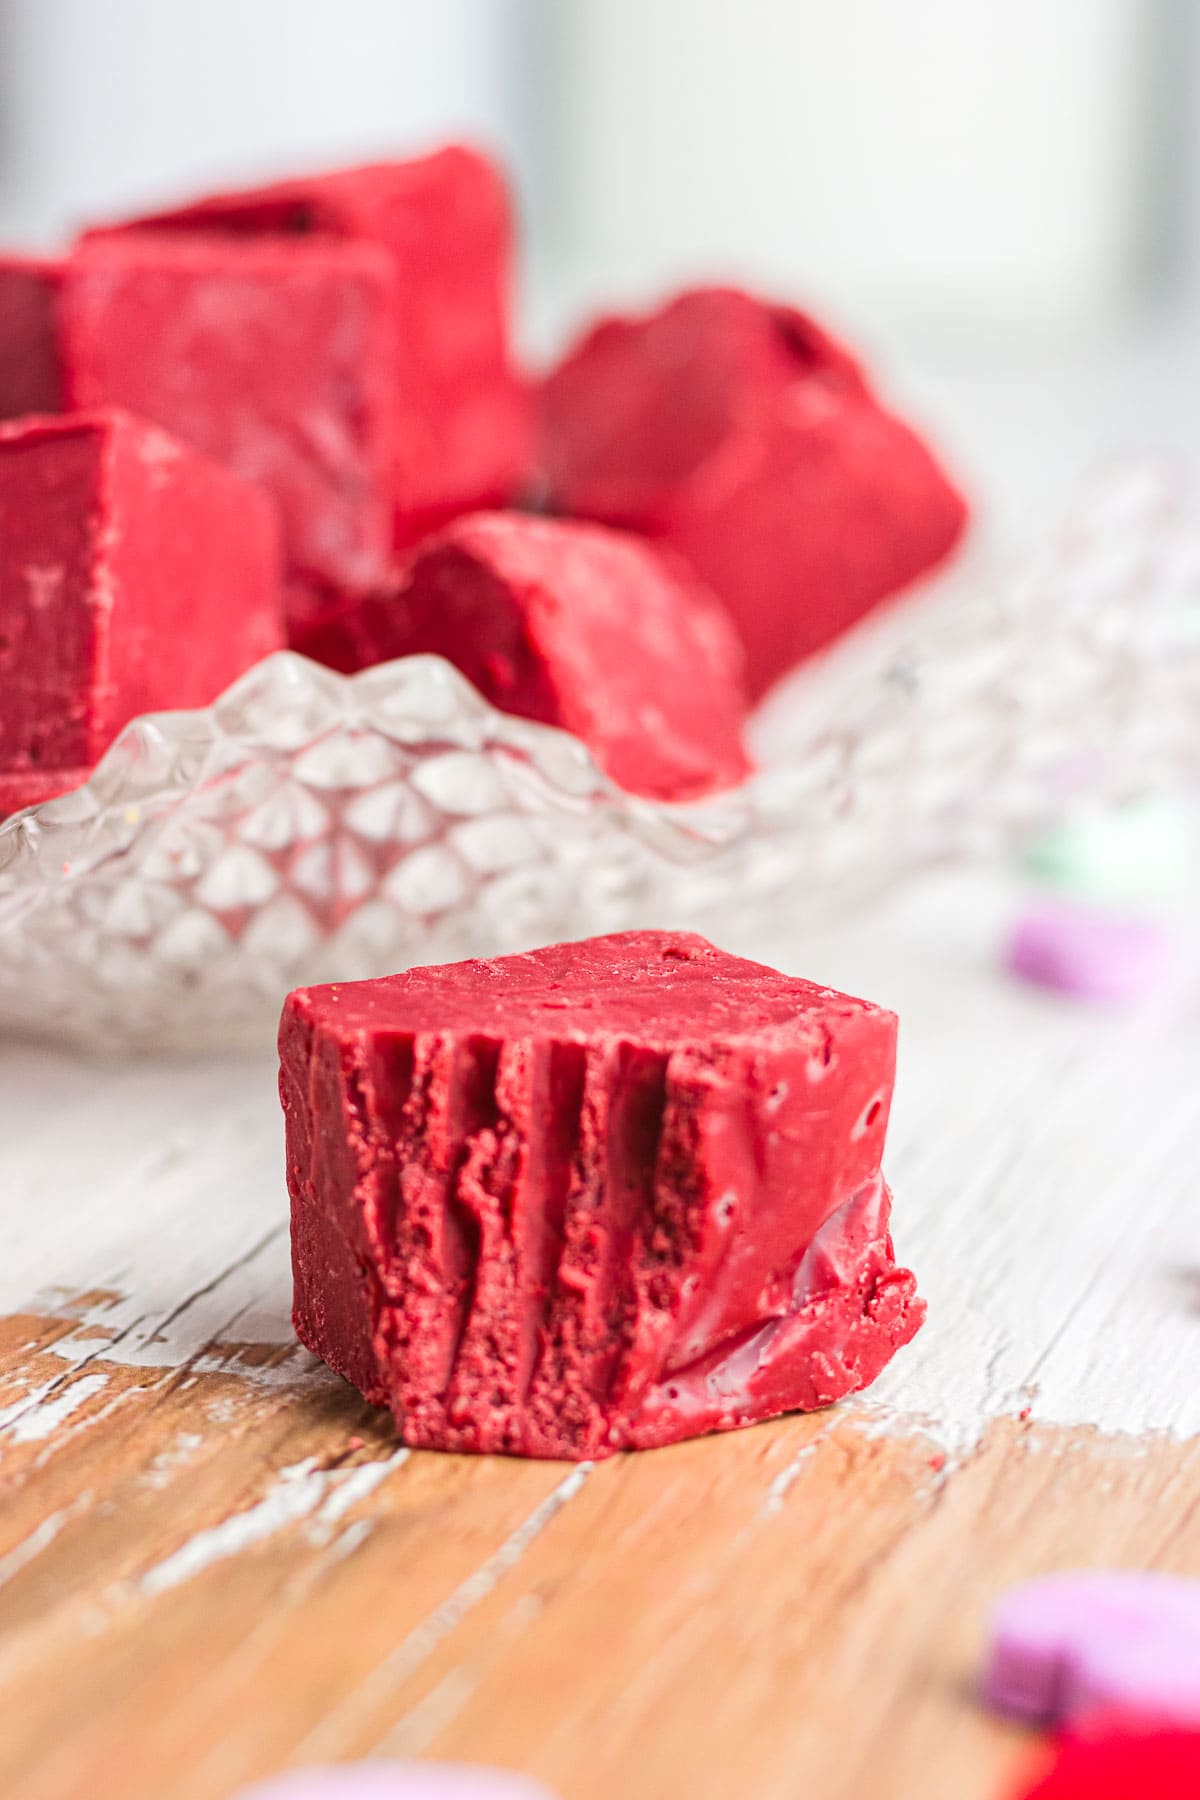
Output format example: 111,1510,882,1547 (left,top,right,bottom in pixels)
94,146,533,549
280,930,924,1459
540,286,968,700
0,258,63,420
0,409,282,814
59,234,396,634
302,511,751,802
